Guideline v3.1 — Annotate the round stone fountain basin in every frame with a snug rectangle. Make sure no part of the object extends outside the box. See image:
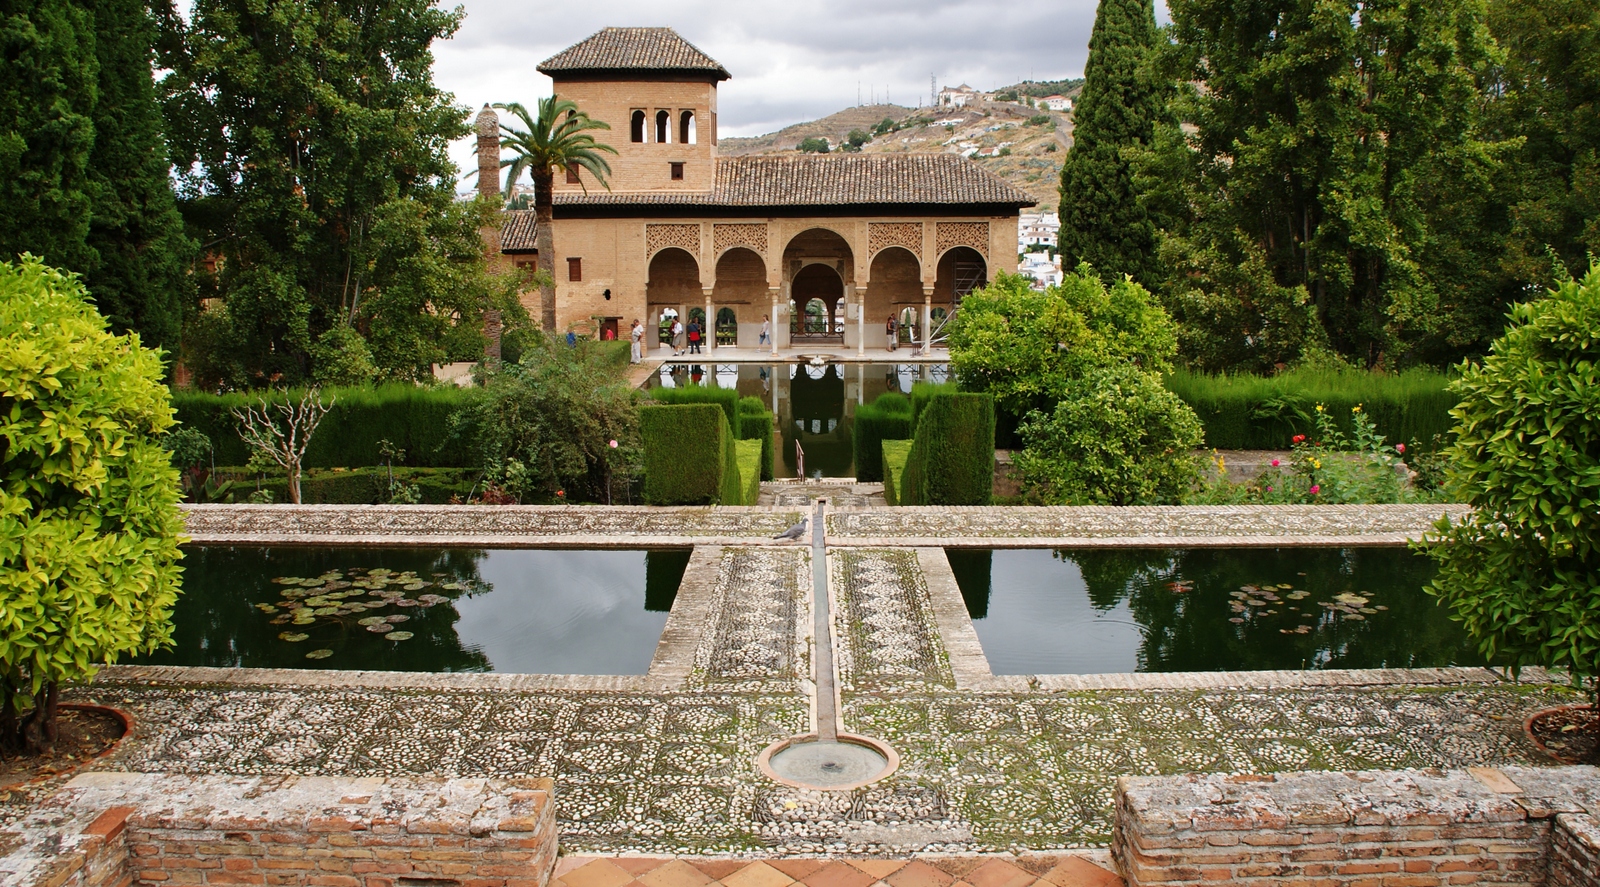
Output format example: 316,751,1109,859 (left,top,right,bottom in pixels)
757,733,899,791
